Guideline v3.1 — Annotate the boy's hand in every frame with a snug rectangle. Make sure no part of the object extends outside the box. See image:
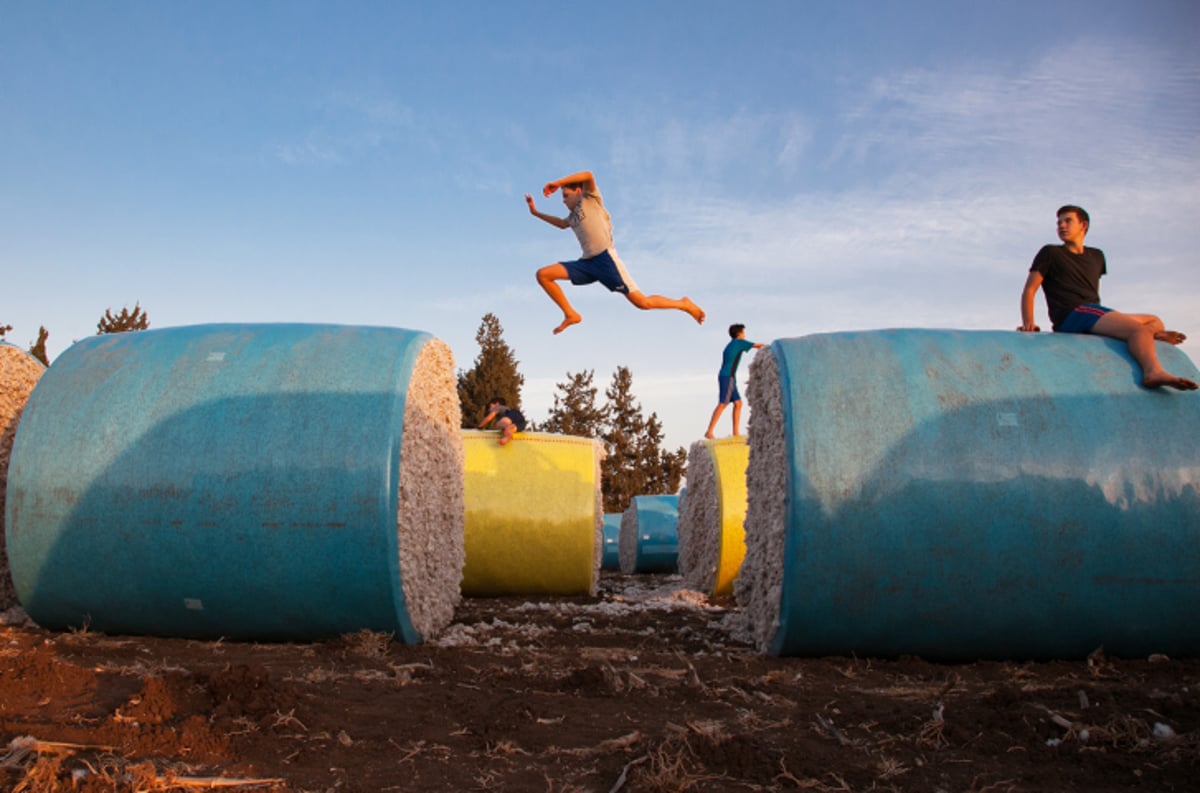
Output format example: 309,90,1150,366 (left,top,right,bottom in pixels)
525,194,537,213
542,182,559,197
